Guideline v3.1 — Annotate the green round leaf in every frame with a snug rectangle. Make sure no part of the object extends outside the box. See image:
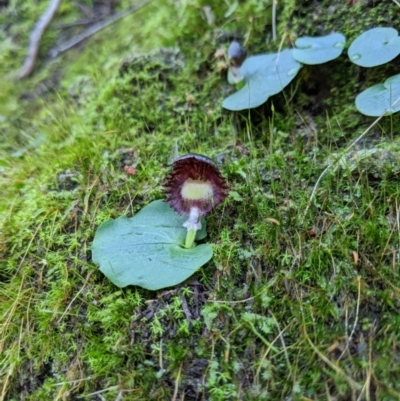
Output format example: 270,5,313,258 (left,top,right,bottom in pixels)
92,200,212,290
292,32,346,65
348,27,400,67
355,74,400,116
222,49,301,111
